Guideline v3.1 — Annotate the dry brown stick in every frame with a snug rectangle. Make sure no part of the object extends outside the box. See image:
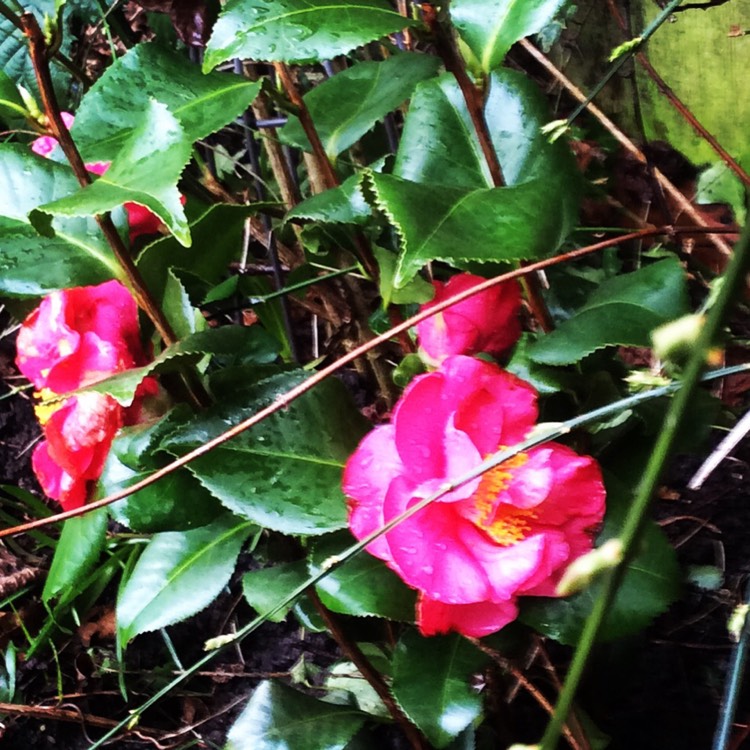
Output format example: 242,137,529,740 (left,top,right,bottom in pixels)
470,639,584,750
308,590,430,750
2,223,732,540
604,1,750,187
520,38,733,260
